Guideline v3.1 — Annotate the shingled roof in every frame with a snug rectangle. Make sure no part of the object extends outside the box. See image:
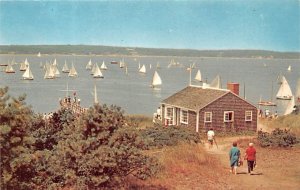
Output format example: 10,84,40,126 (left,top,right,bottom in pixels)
162,85,229,111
